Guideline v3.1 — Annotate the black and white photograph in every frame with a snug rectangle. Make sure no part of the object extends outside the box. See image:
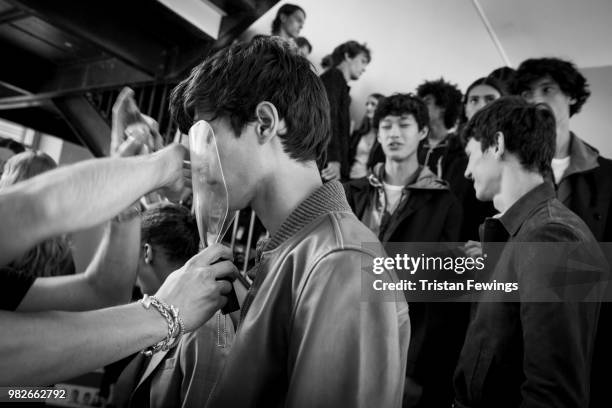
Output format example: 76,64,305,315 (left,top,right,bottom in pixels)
1,0,611,407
